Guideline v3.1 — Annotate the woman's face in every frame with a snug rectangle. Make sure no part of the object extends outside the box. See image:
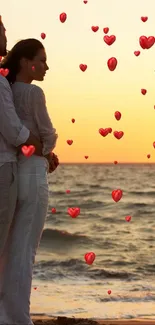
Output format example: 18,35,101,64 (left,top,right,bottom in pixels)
21,48,49,82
